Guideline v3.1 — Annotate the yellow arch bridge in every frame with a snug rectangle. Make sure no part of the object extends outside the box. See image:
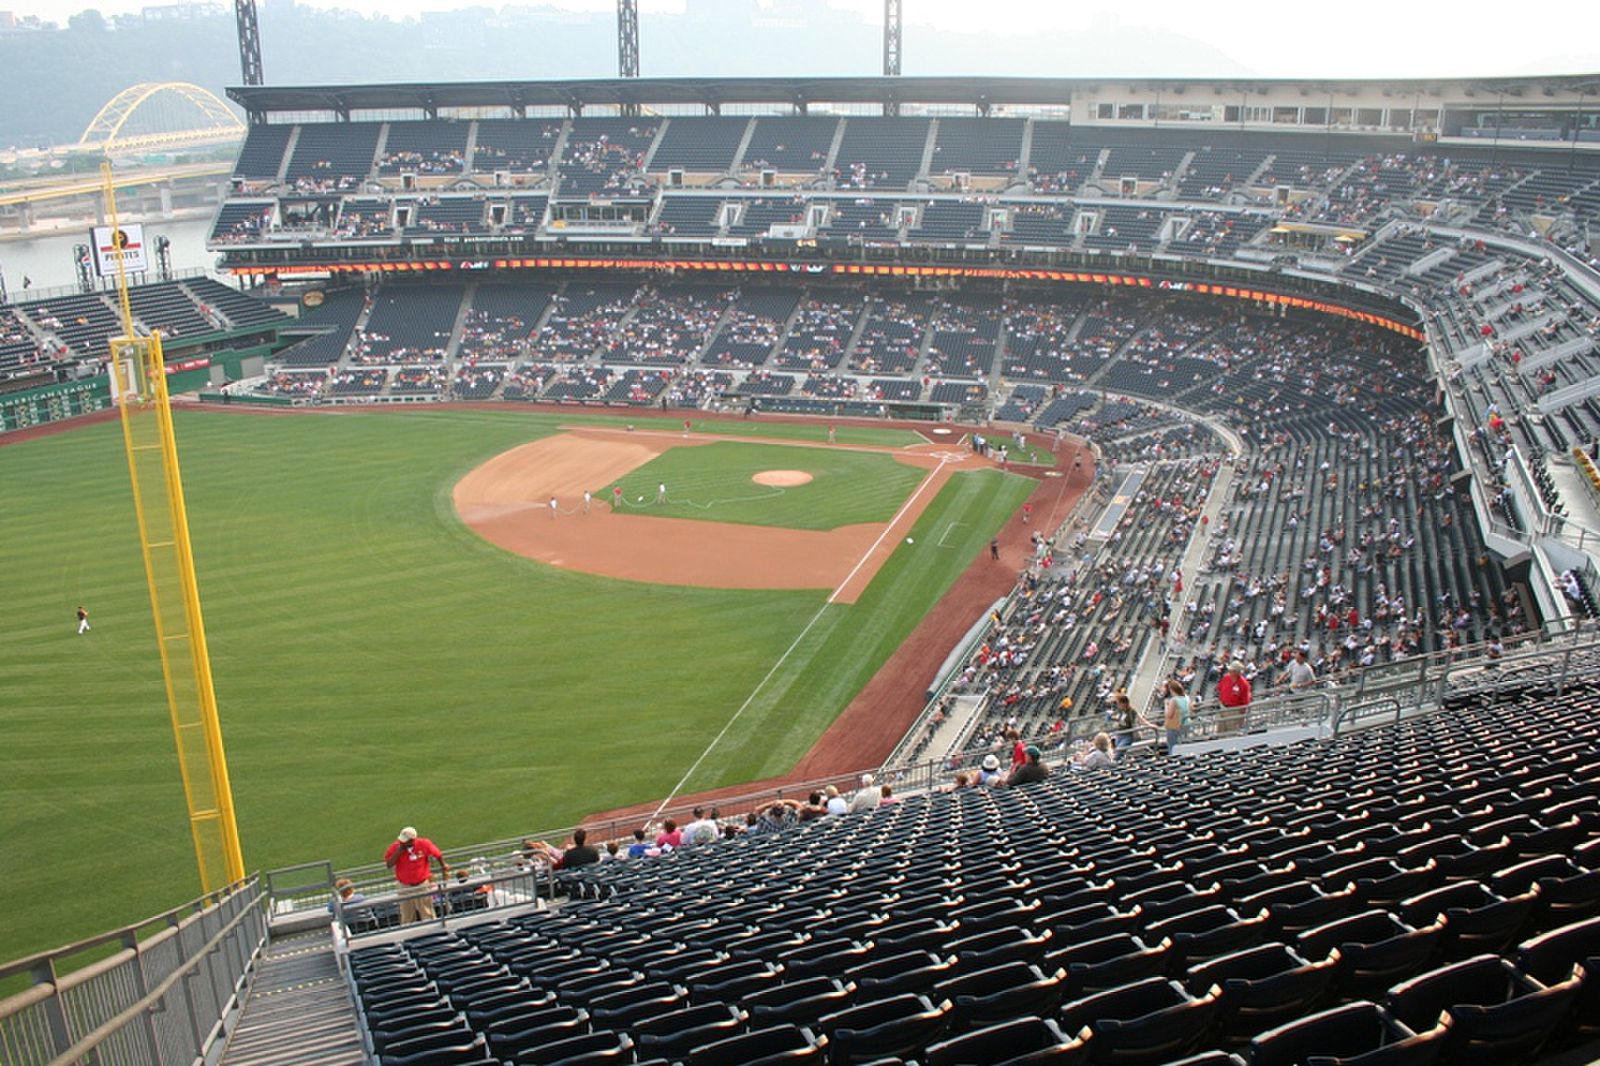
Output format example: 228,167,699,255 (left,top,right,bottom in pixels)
77,81,246,155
